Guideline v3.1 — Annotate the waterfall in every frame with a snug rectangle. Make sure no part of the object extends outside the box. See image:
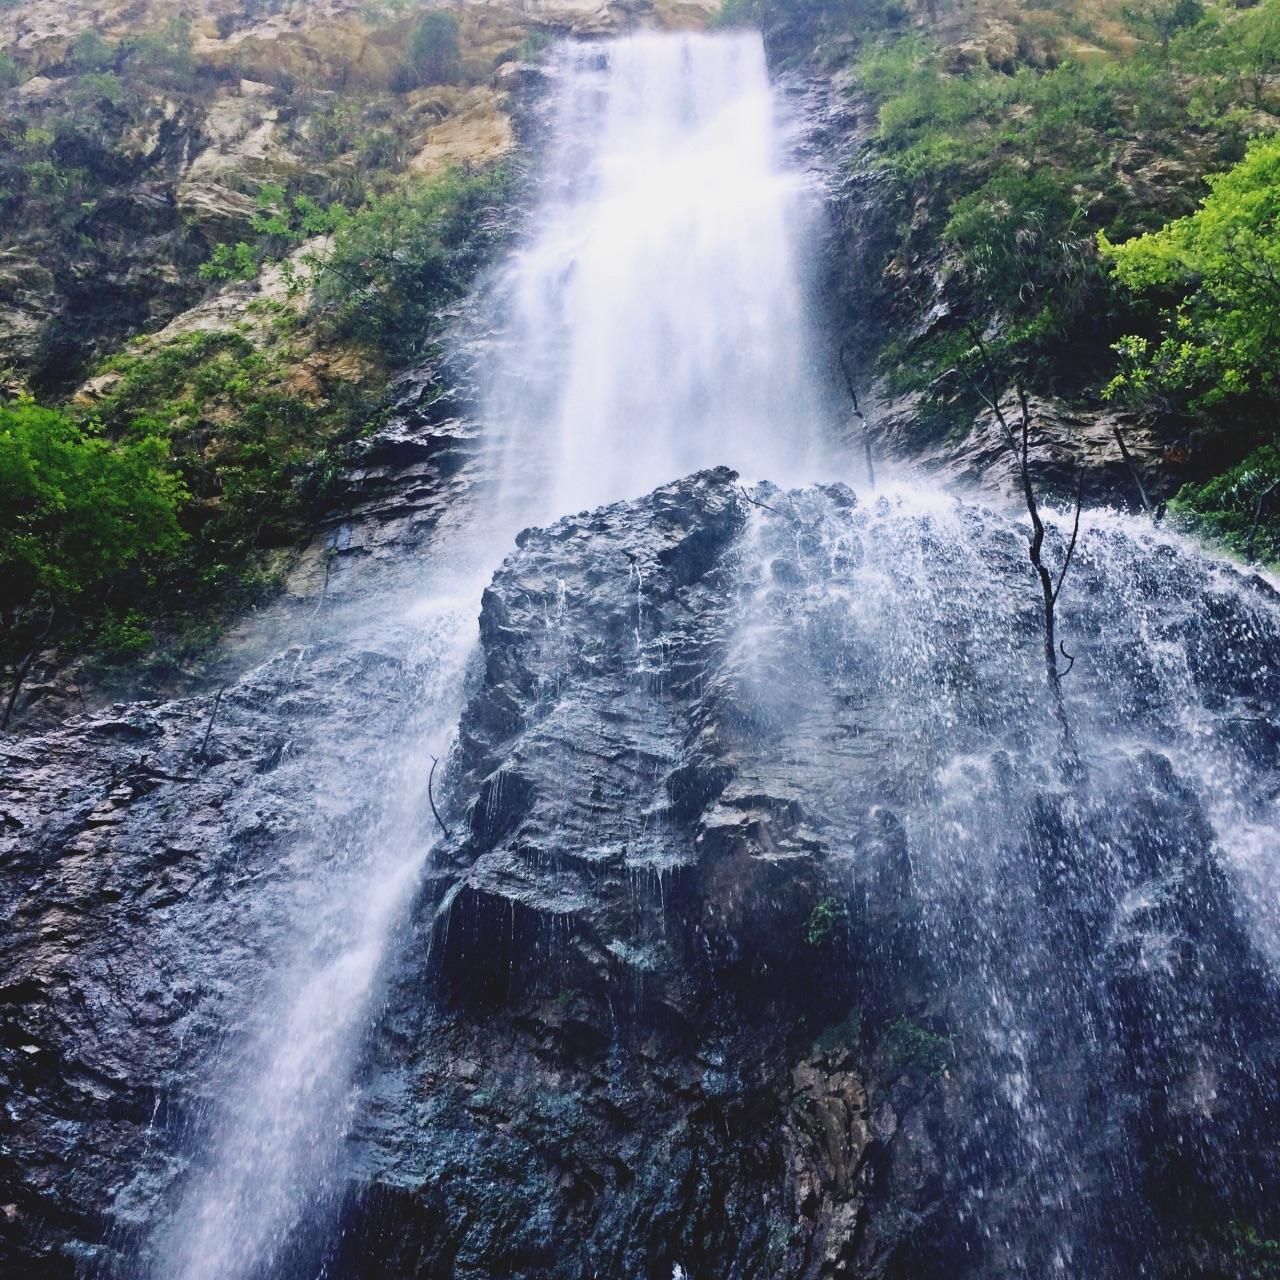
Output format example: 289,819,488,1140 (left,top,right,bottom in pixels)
488,32,830,521
150,29,827,1280
141,23,1280,1278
